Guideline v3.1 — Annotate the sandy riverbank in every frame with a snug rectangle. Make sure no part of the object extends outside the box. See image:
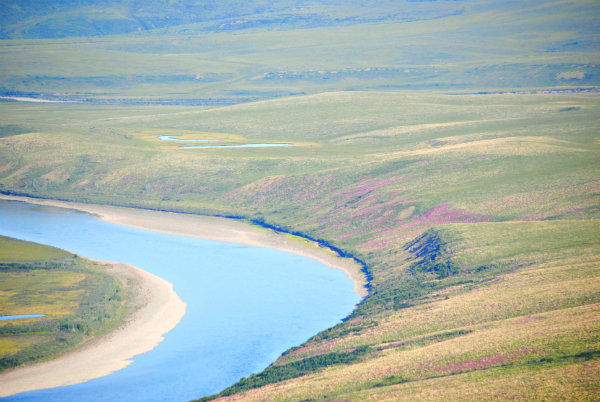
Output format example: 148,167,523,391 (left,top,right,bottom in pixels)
0,194,367,396
0,194,368,297
0,260,186,397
